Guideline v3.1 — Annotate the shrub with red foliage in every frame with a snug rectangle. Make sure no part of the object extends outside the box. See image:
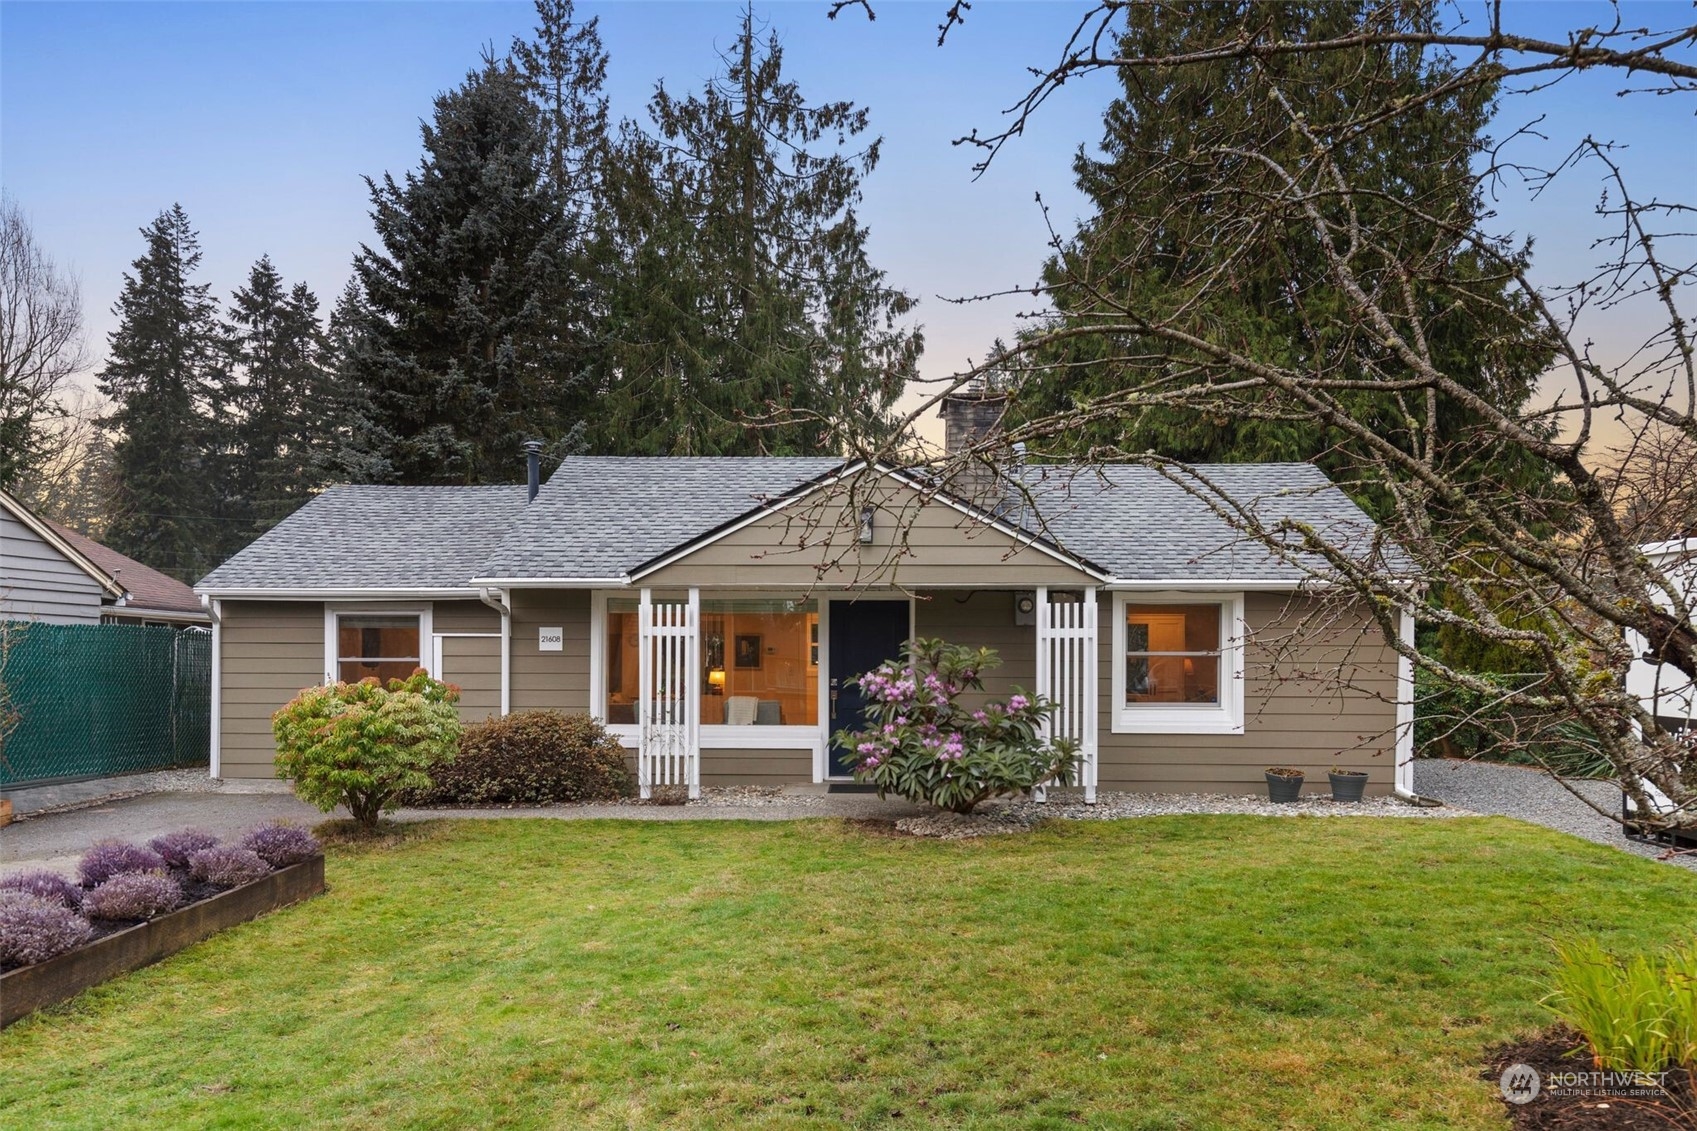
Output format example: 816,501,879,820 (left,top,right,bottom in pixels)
147,829,220,868
187,845,271,889
239,823,320,869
